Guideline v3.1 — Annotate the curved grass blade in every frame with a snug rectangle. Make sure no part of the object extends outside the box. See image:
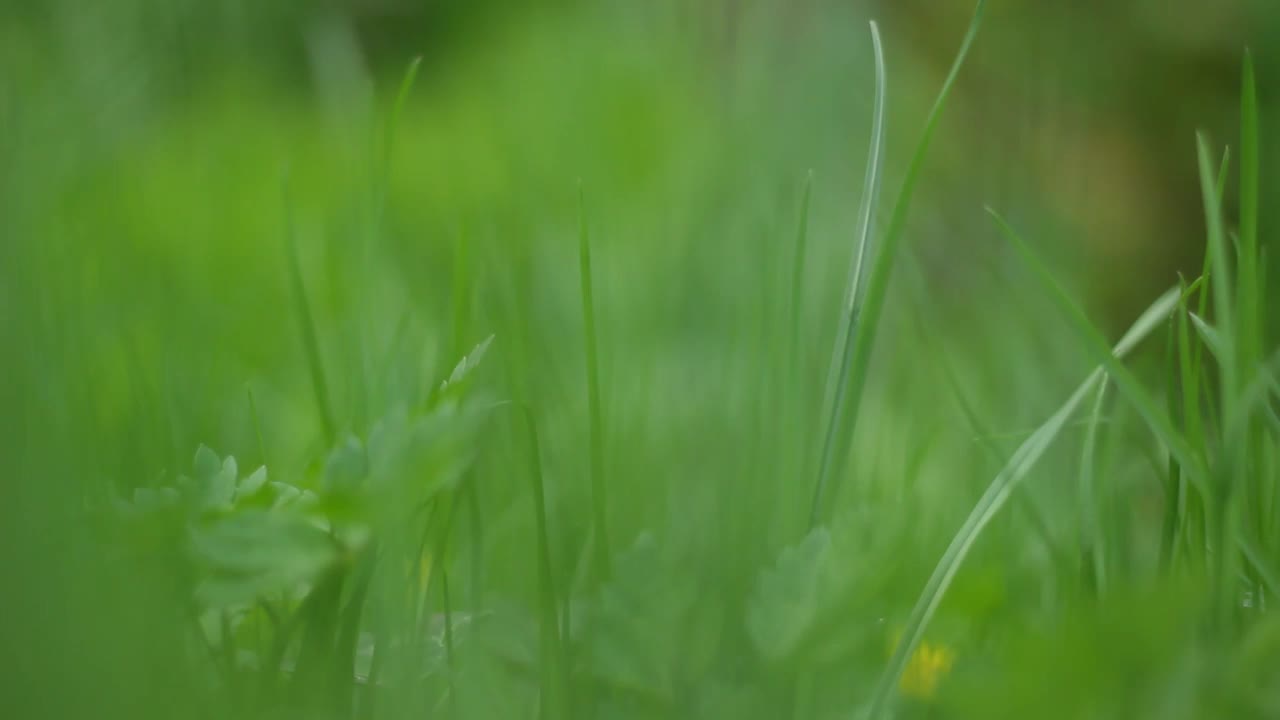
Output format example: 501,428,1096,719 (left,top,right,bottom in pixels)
1189,312,1225,362
865,285,1179,719
988,209,1207,491
811,0,987,524
808,19,887,526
